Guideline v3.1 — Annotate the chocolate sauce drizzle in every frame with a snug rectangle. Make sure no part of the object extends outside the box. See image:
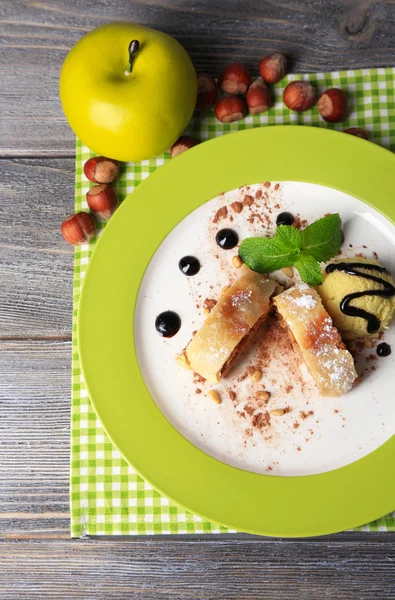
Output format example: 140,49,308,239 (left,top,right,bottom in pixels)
325,262,395,334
